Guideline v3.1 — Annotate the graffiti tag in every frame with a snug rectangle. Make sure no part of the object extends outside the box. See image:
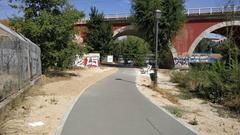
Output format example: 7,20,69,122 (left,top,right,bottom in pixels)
74,53,100,68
